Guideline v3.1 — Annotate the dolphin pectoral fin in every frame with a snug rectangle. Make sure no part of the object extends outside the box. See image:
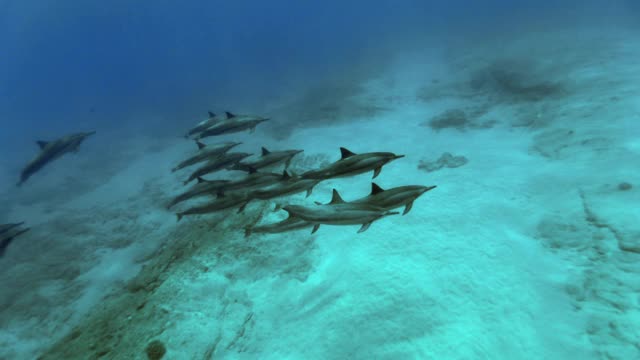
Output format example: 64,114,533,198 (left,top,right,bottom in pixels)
249,127,256,134
358,223,372,233
36,140,49,149
372,167,382,179
237,202,248,214
403,201,414,215
196,140,206,150
305,187,313,198
261,147,270,156
244,226,252,238
311,224,320,234
176,213,184,222
273,203,283,212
